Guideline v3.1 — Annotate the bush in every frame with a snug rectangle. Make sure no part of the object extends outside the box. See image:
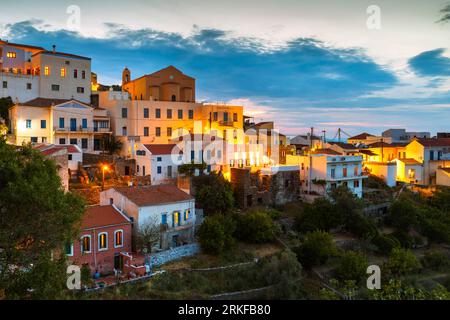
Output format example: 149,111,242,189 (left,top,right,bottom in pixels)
388,199,418,231
372,234,401,255
347,213,378,239
392,230,414,248
335,251,369,283
387,248,422,275
295,231,337,269
235,210,274,243
197,215,236,255
295,198,340,233
421,251,450,271
193,173,234,215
